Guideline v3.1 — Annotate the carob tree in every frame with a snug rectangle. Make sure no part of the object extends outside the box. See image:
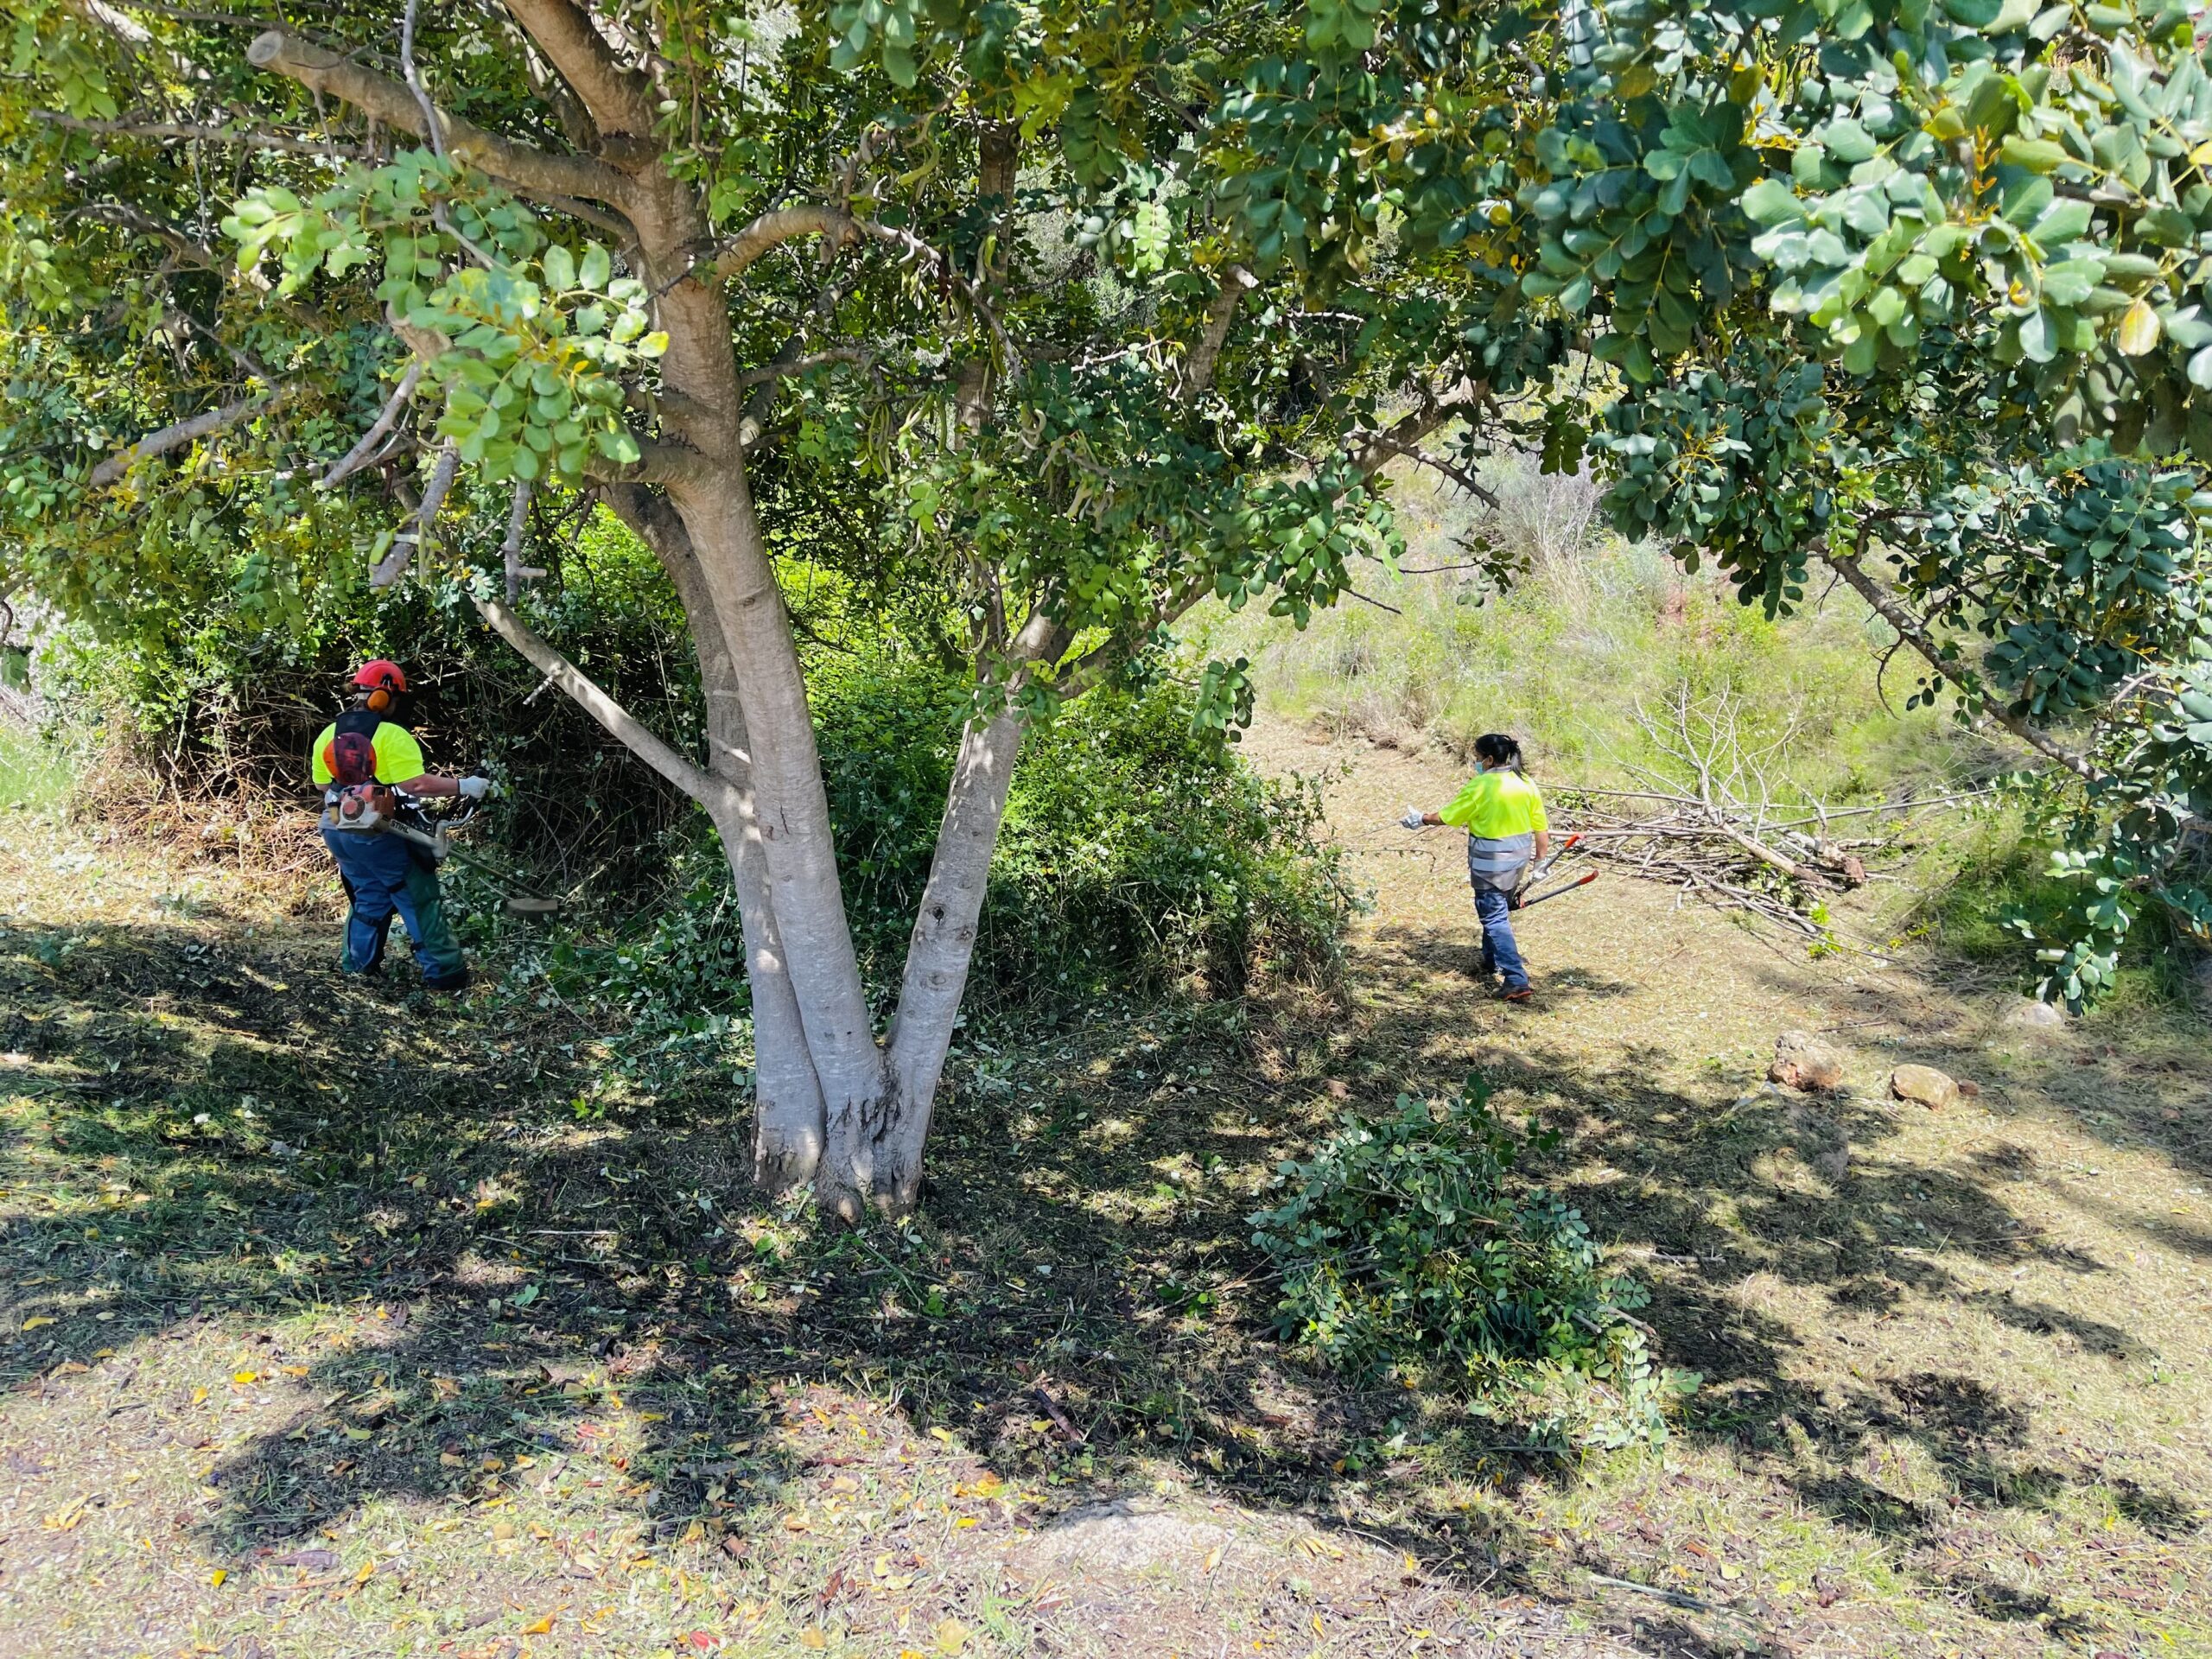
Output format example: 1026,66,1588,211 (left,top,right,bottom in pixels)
0,1,1554,1215
1201,0,2212,1001
10,0,2211,1222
